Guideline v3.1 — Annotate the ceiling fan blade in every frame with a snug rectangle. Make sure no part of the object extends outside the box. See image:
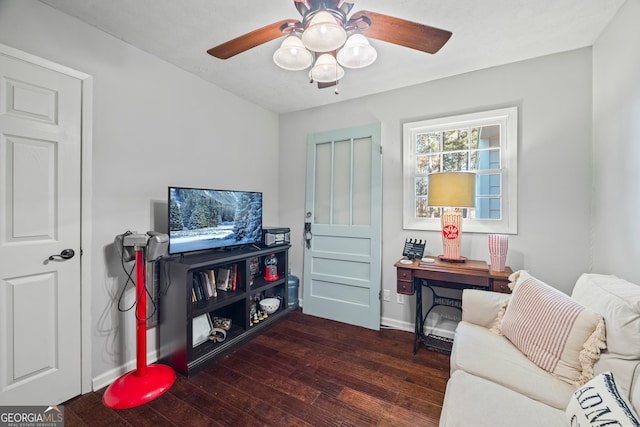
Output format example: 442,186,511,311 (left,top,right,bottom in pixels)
207,19,300,59
350,10,452,54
